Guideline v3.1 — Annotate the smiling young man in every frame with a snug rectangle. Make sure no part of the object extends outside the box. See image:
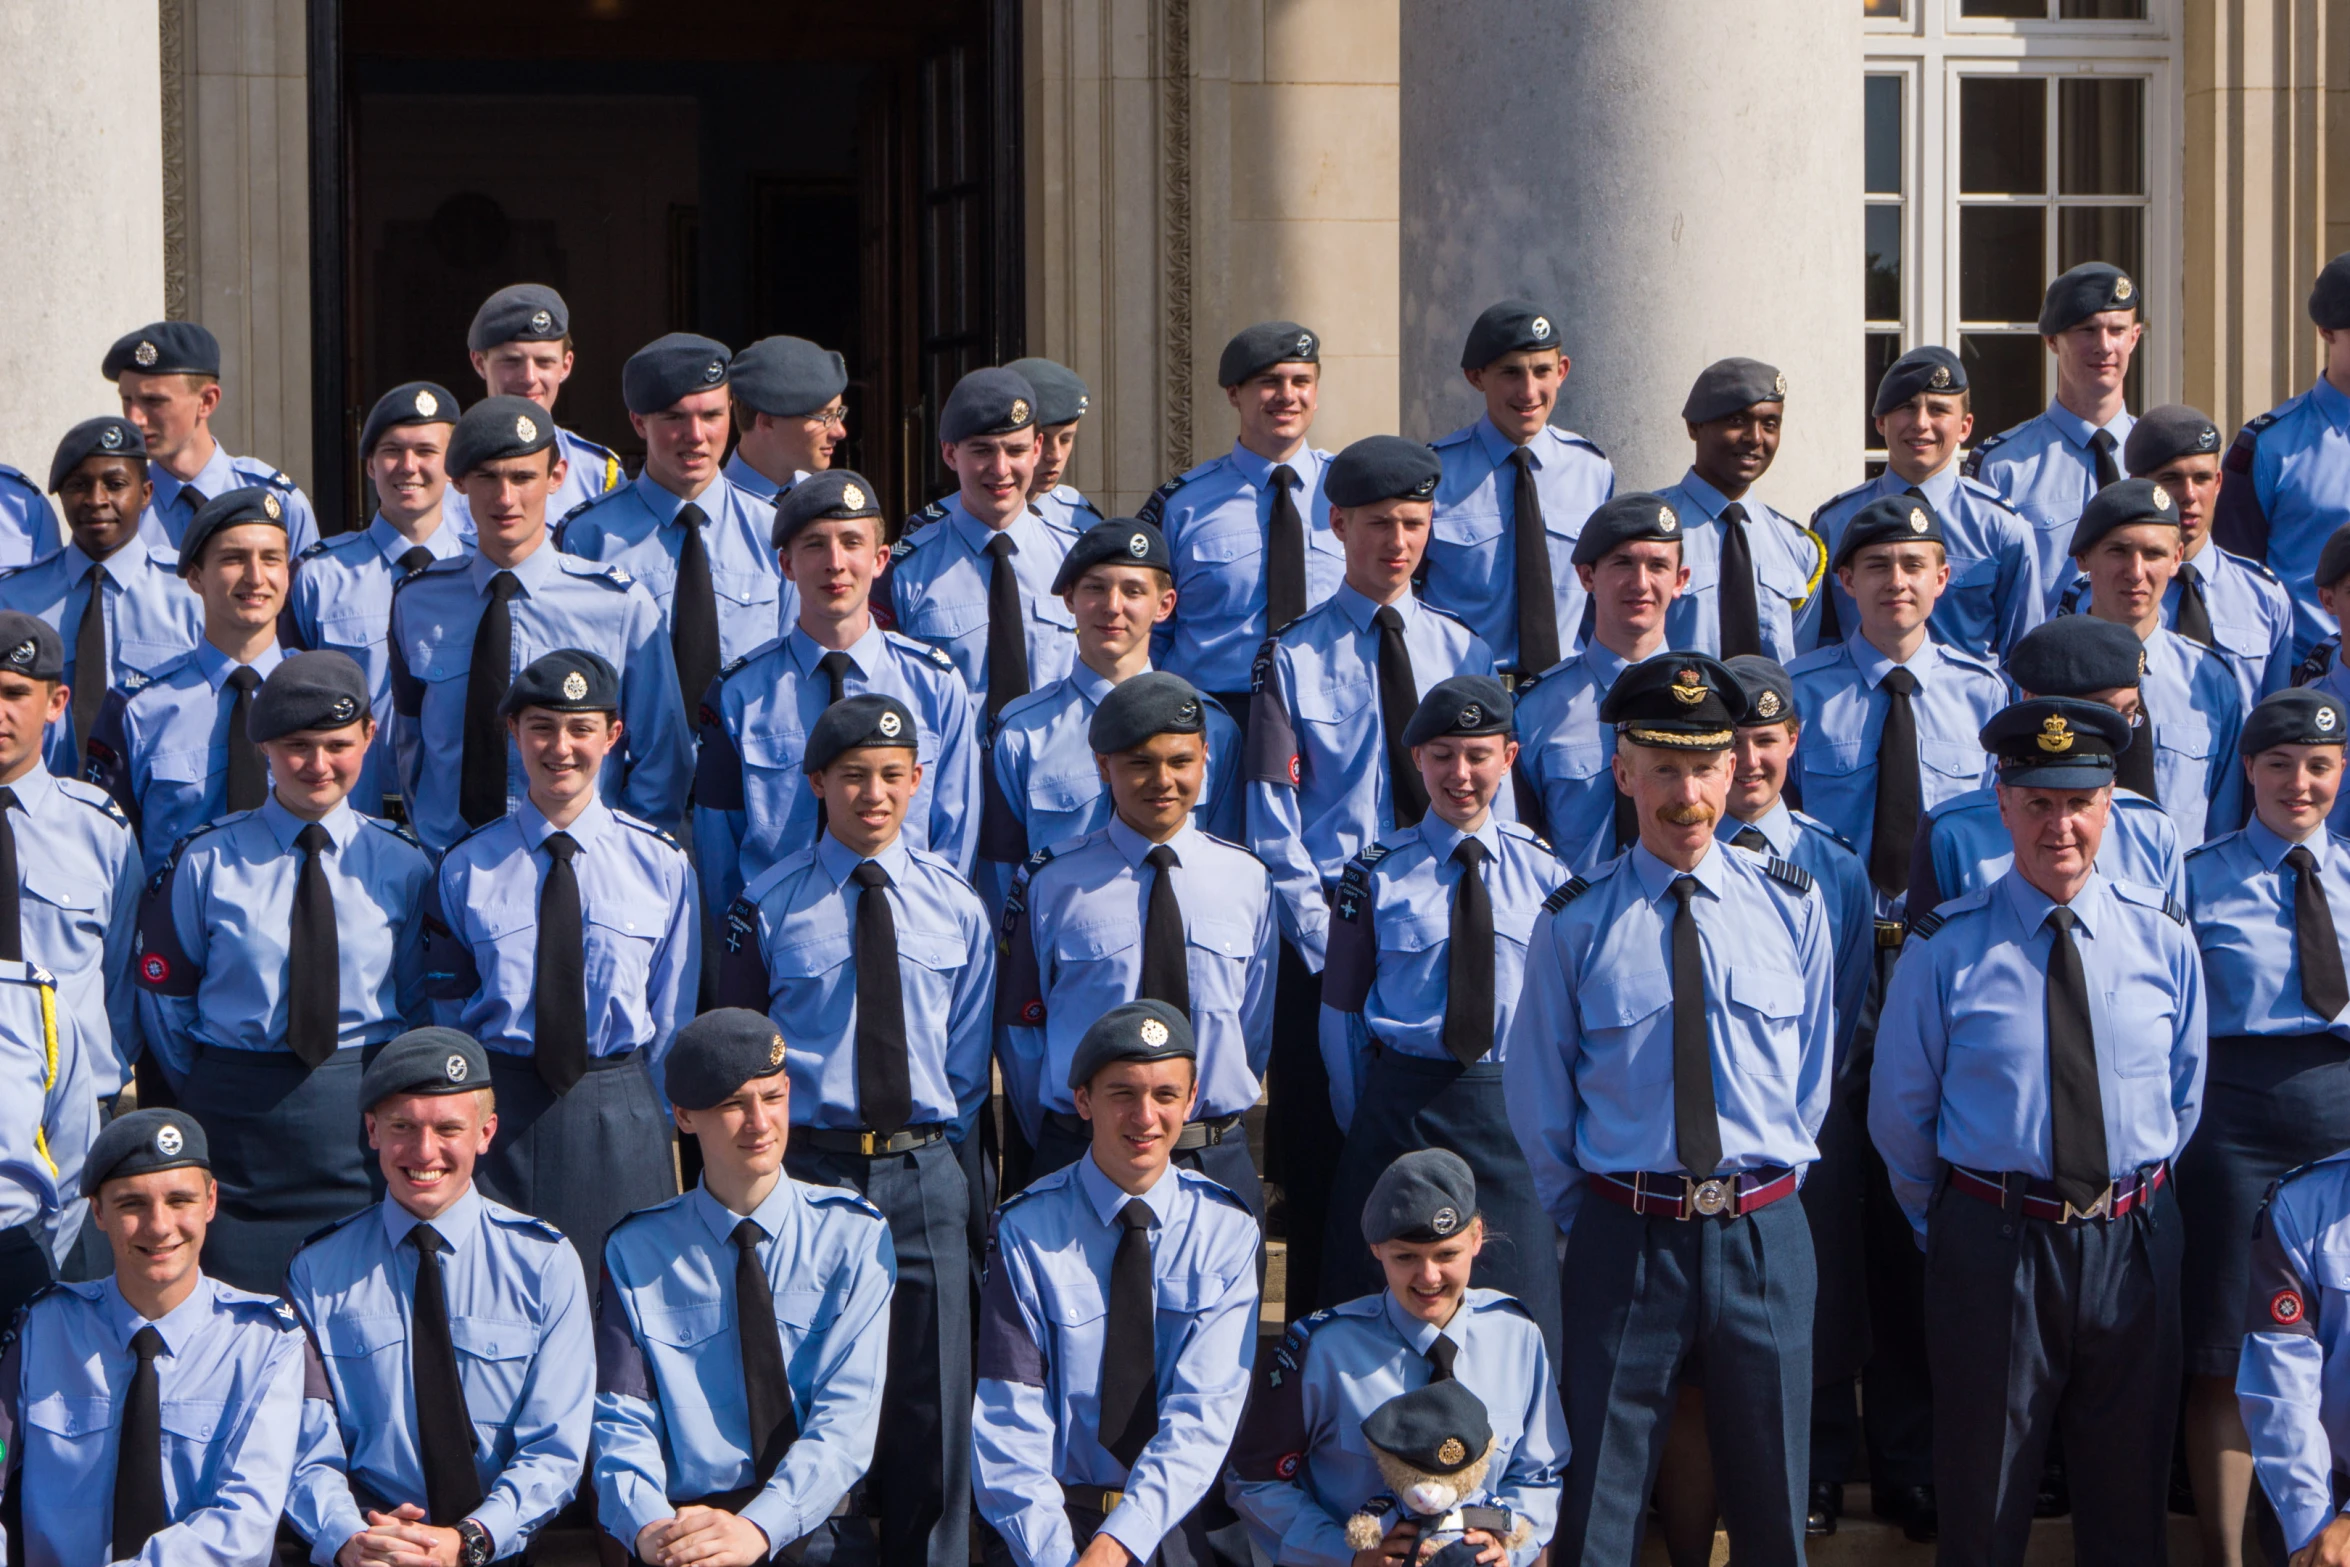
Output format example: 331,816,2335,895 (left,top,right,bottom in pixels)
972,1000,1261,1567
1006,356,1104,535
450,284,622,529
284,1029,592,1567
727,335,850,499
